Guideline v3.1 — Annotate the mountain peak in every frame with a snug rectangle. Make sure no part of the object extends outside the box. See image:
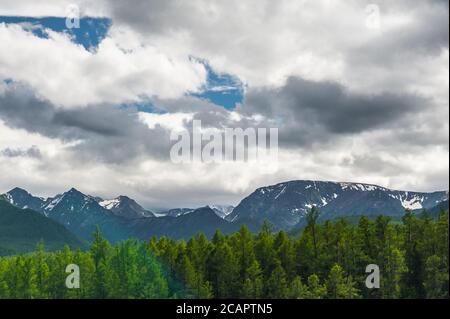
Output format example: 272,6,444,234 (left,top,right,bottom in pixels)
8,187,30,194
66,187,83,195
229,180,449,229
2,187,45,211
99,196,154,219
